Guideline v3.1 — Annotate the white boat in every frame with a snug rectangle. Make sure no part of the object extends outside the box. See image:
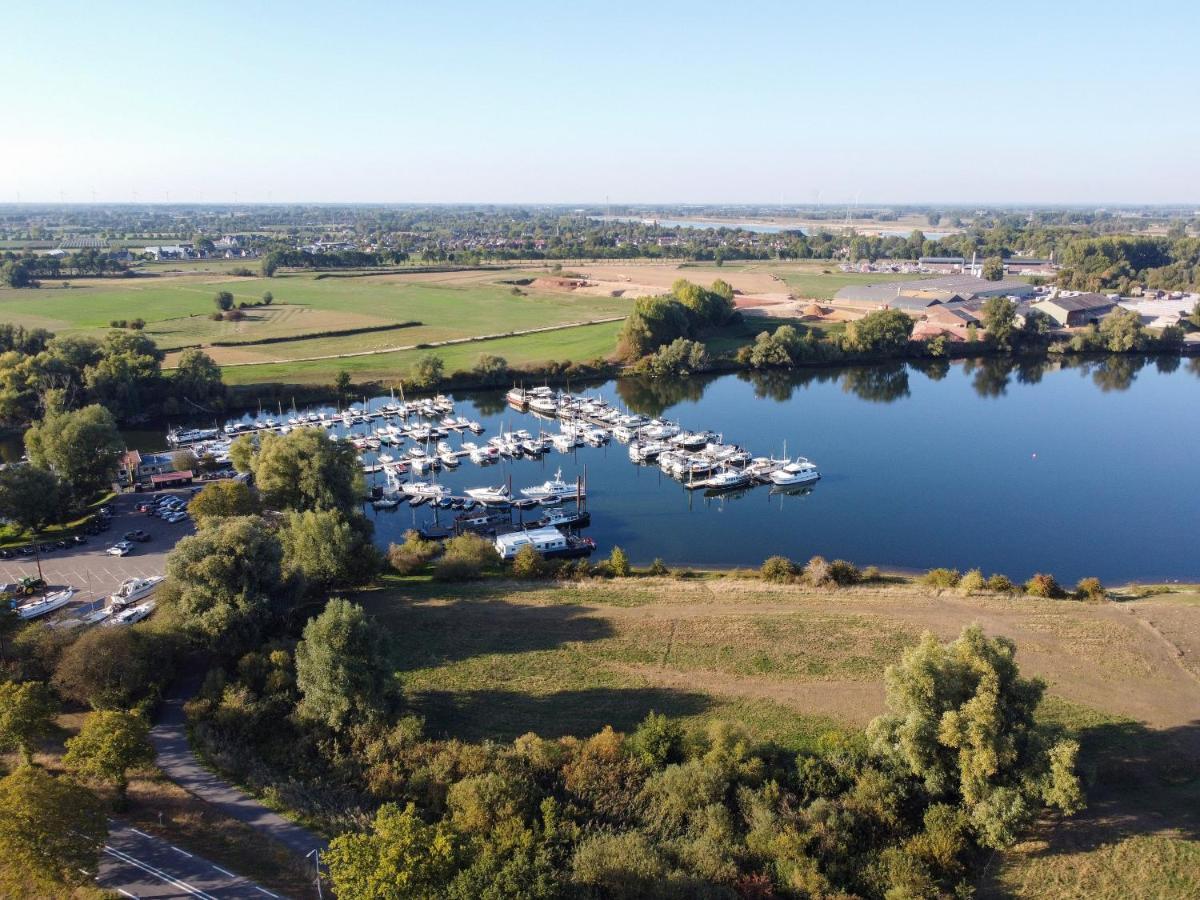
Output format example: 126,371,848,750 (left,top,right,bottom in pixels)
372,497,401,510
439,451,460,468
402,482,448,500
521,468,584,503
465,484,512,505
629,441,670,463
691,468,752,492
109,576,163,609
769,457,821,486
16,587,76,620
107,599,156,627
